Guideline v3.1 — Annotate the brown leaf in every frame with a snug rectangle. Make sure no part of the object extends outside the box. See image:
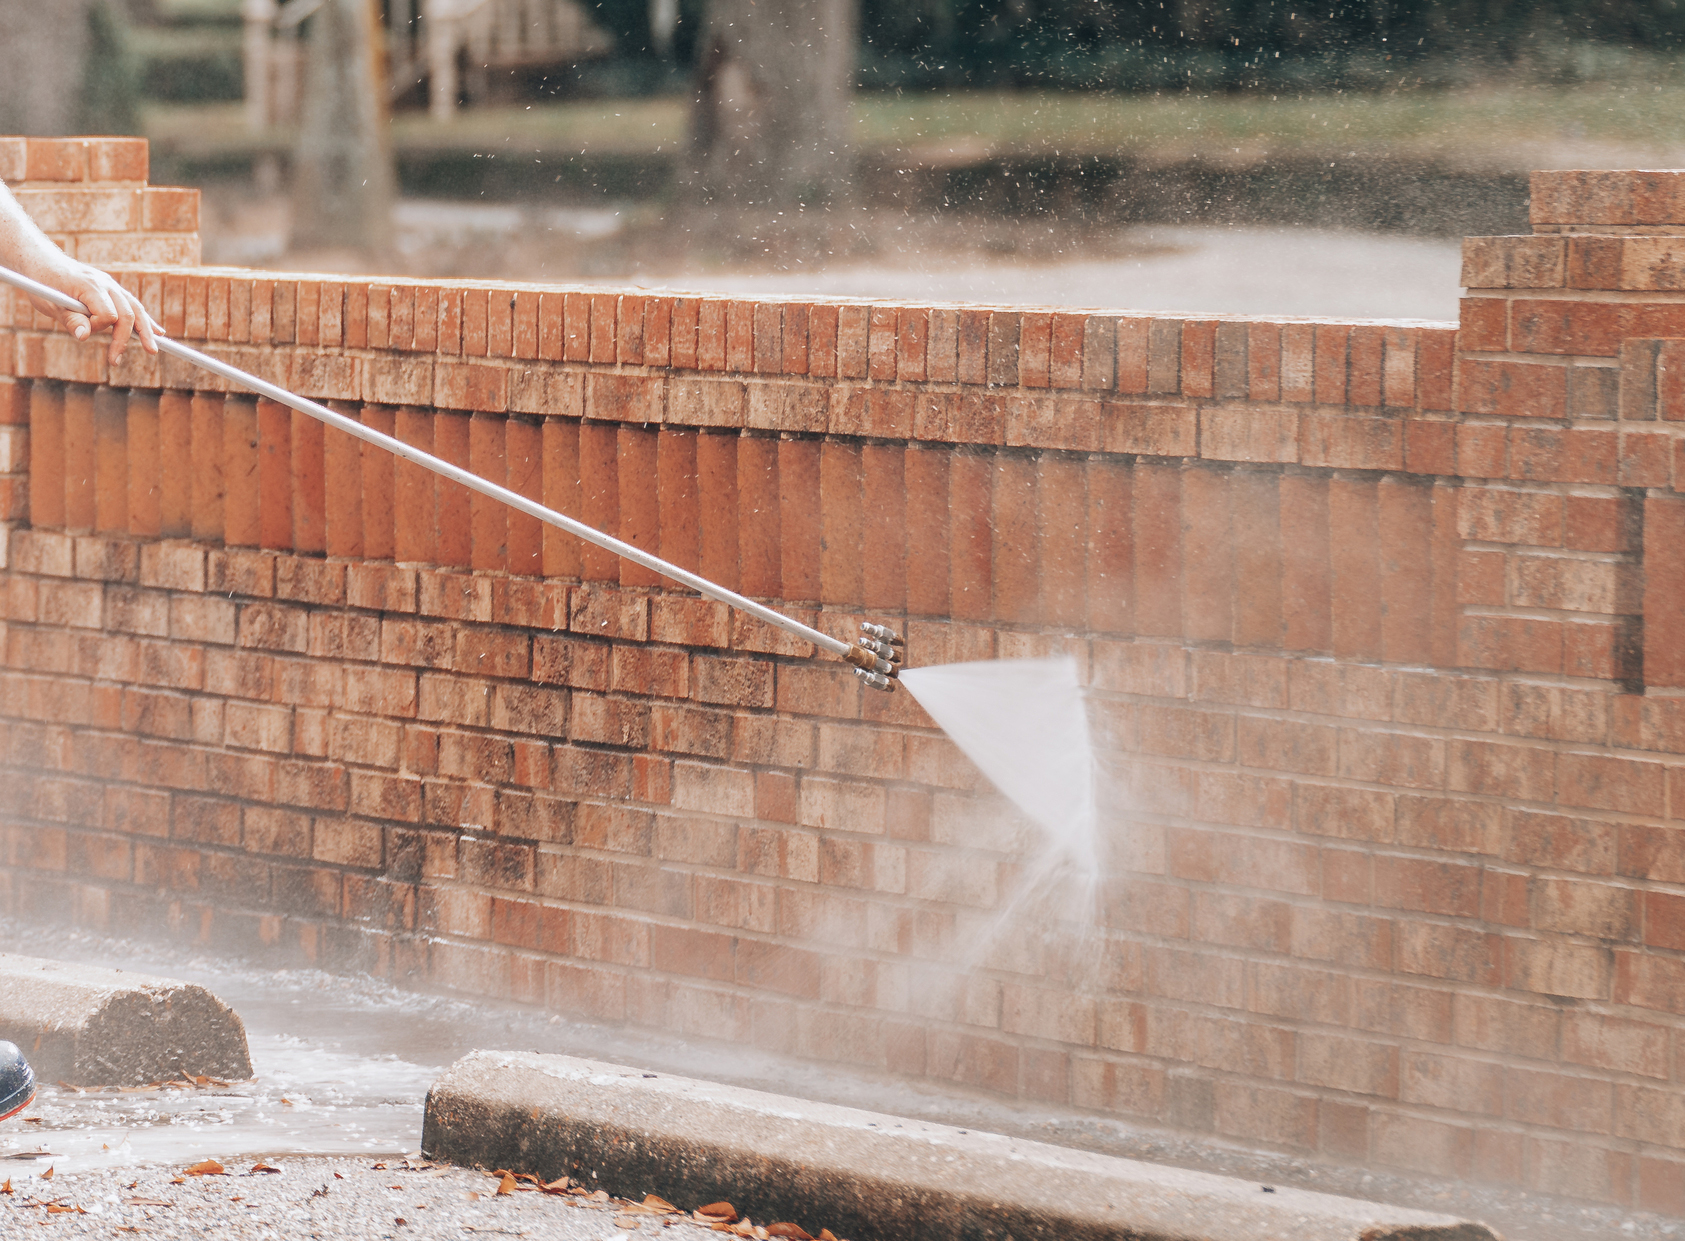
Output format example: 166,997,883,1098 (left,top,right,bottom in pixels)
613,1213,644,1229
169,1178,185,1185
541,1177,571,1193
183,1160,225,1177
251,1164,282,1174
767,1225,812,1240
643,1195,678,1213
45,1203,79,1214
1,1179,10,1195
395,1219,407,1227
123,1198,173,1208
818,1231,838,1241
41,1167,52,1181
20,1118,40,1124
588,1189,612,1202
697,1202,737,1222
495,1173,517,1196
